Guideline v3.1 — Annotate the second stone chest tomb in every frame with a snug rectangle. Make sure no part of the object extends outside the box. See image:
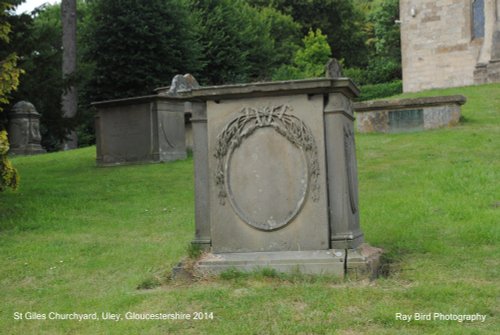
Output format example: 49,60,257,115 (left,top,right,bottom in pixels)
183,78,381,277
